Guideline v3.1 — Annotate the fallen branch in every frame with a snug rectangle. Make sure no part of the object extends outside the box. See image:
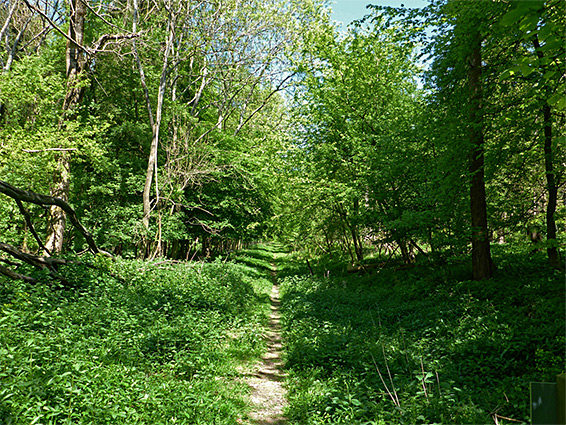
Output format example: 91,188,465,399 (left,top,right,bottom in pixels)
0,242,71,285
14,198,50,255
0,180,111,256
0,262,38,284
23,148,78,153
